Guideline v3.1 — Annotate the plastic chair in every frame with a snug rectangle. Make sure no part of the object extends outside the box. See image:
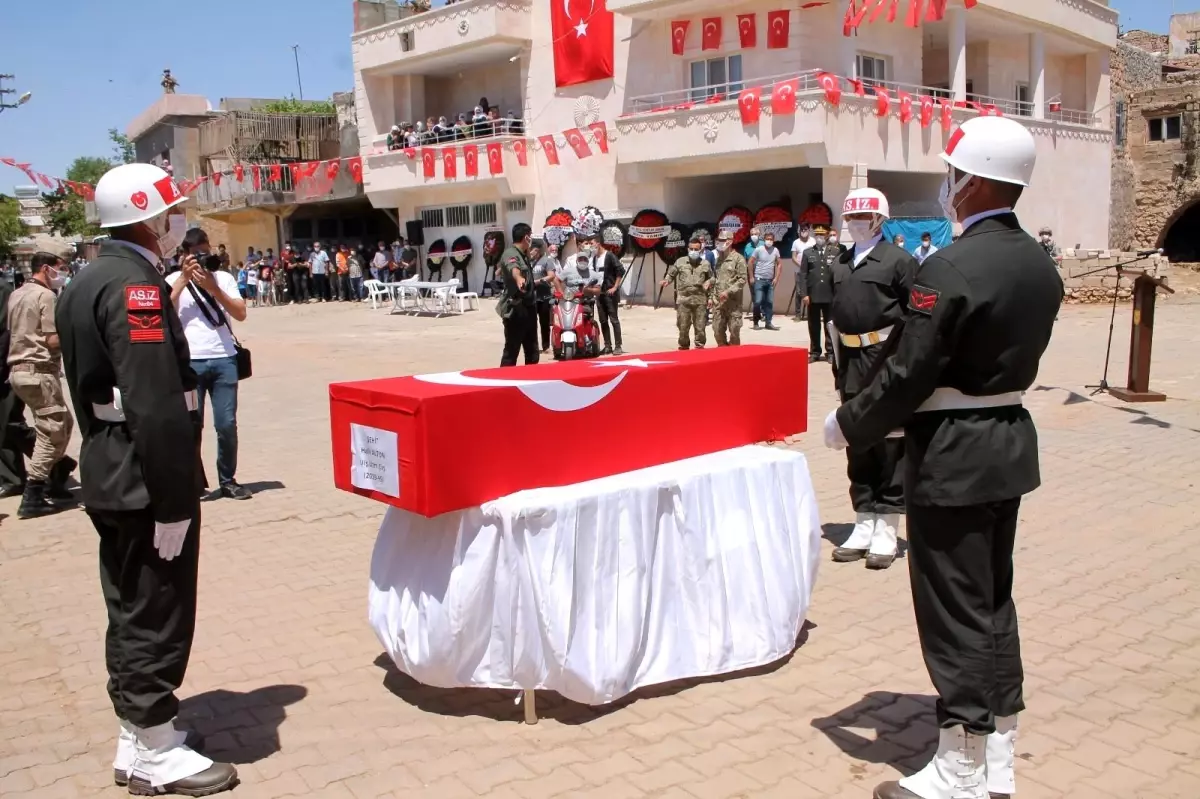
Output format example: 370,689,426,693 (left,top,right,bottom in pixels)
364,279,392,309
